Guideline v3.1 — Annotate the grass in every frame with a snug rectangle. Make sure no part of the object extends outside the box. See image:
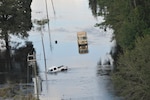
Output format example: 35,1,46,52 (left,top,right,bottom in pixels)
0,85,37,100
